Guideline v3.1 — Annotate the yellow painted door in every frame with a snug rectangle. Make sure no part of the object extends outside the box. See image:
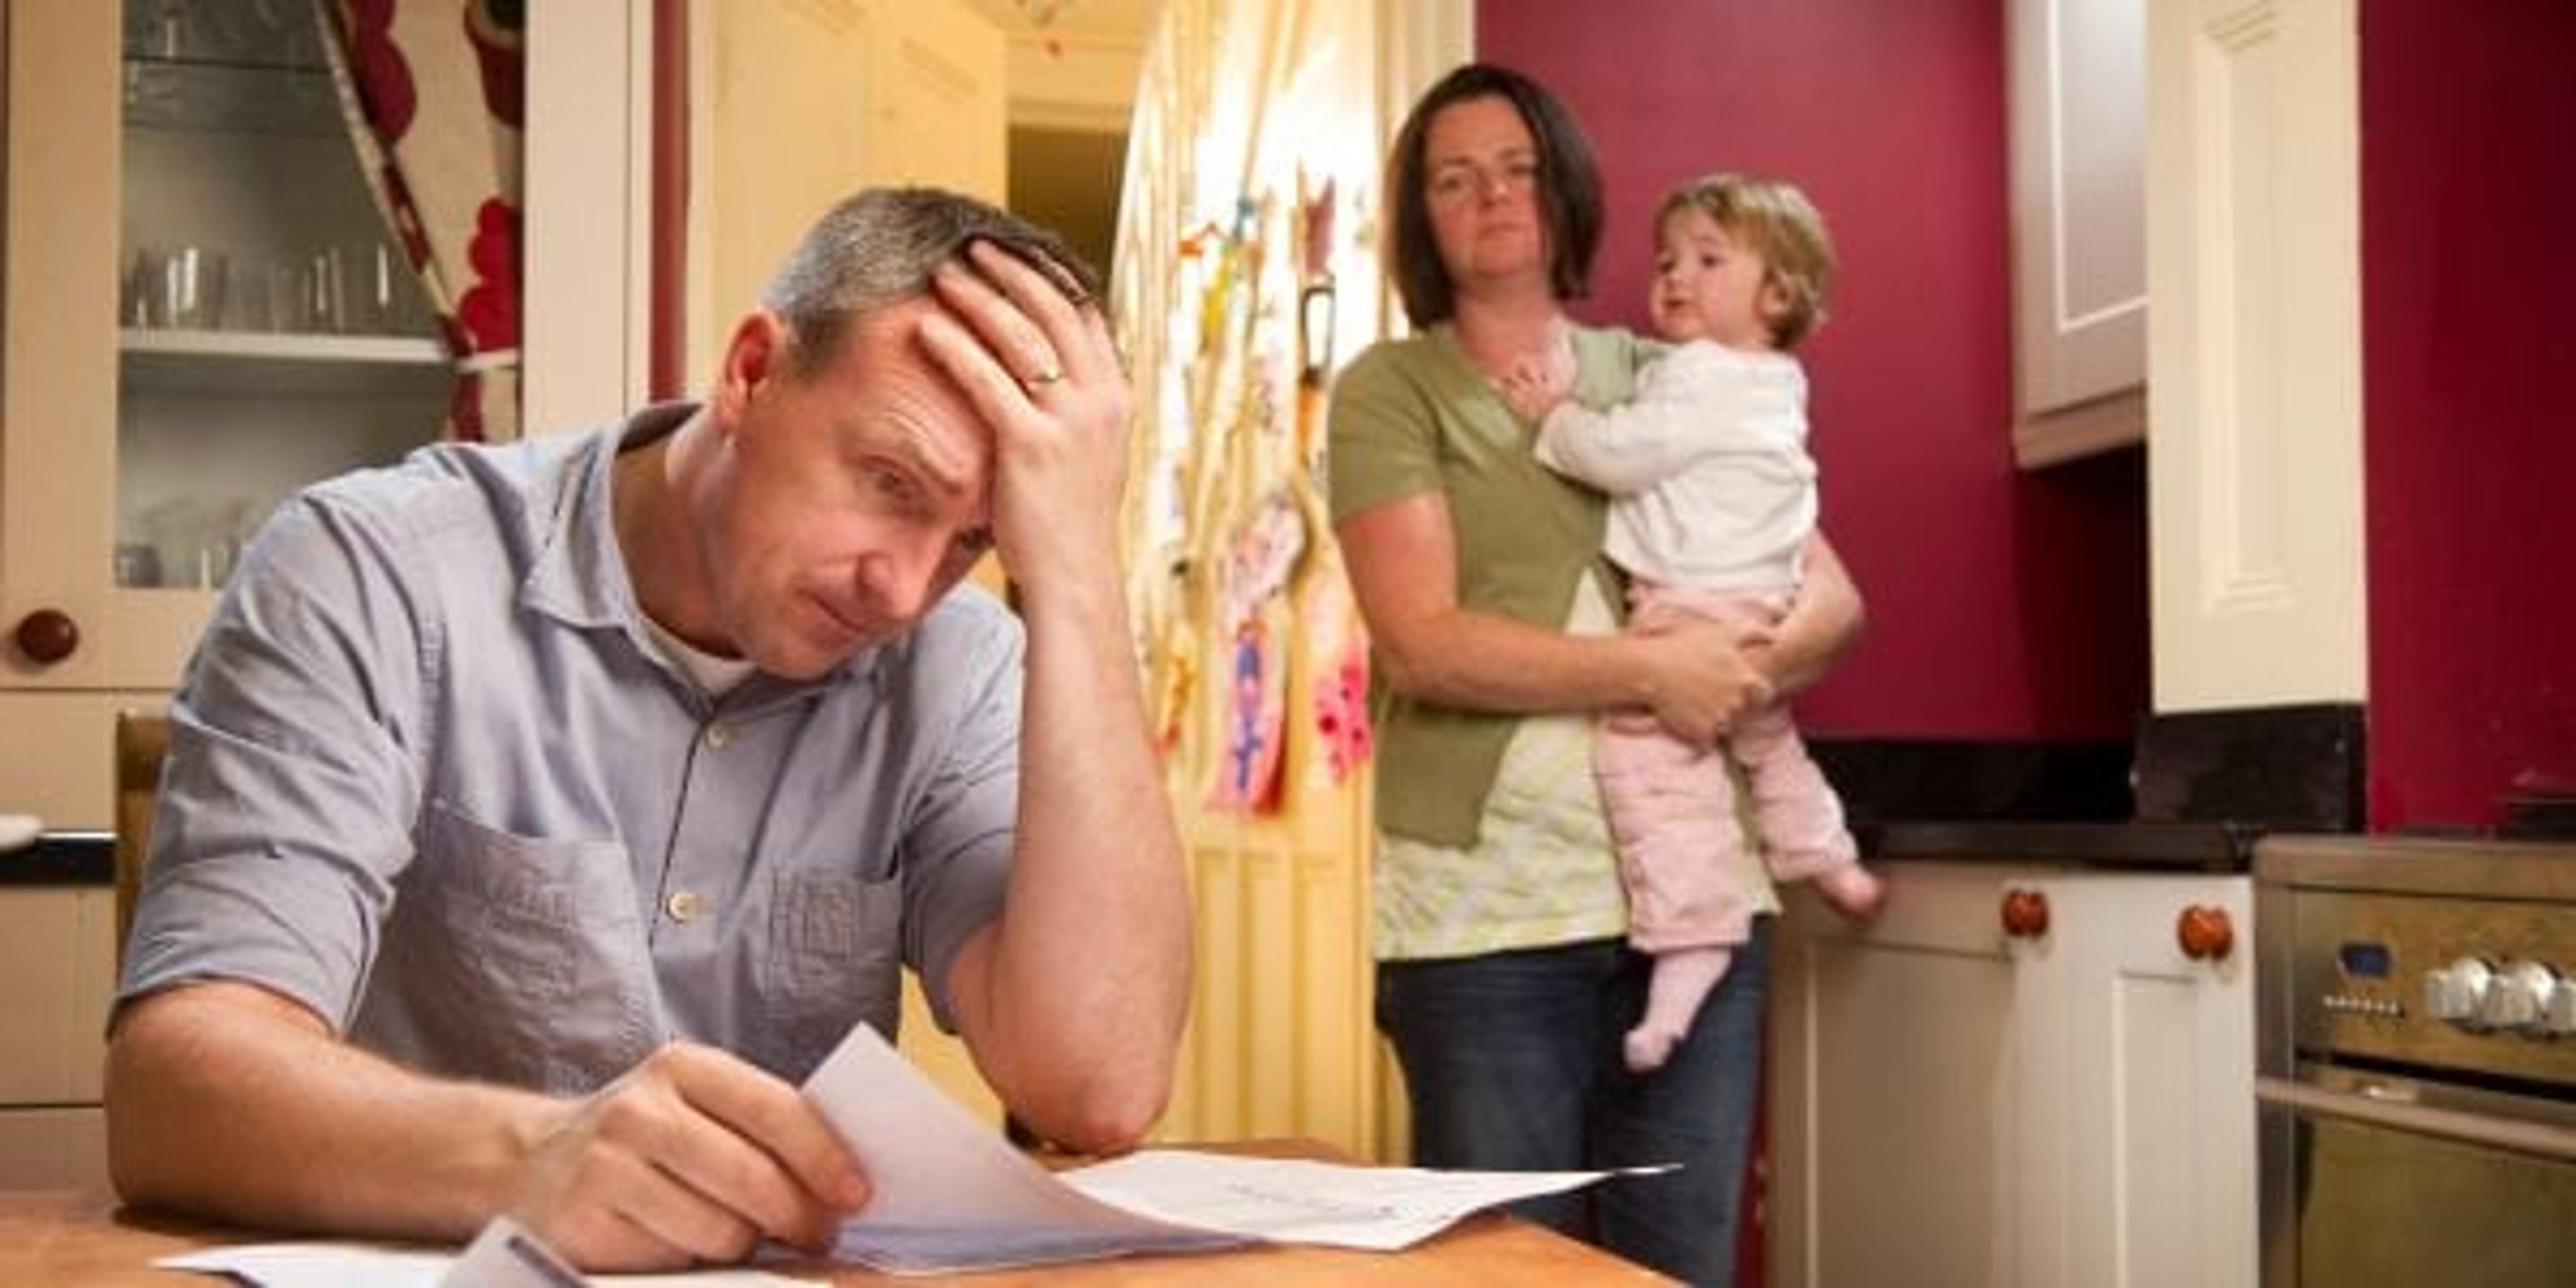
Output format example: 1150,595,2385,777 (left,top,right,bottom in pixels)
698,0,1005,362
